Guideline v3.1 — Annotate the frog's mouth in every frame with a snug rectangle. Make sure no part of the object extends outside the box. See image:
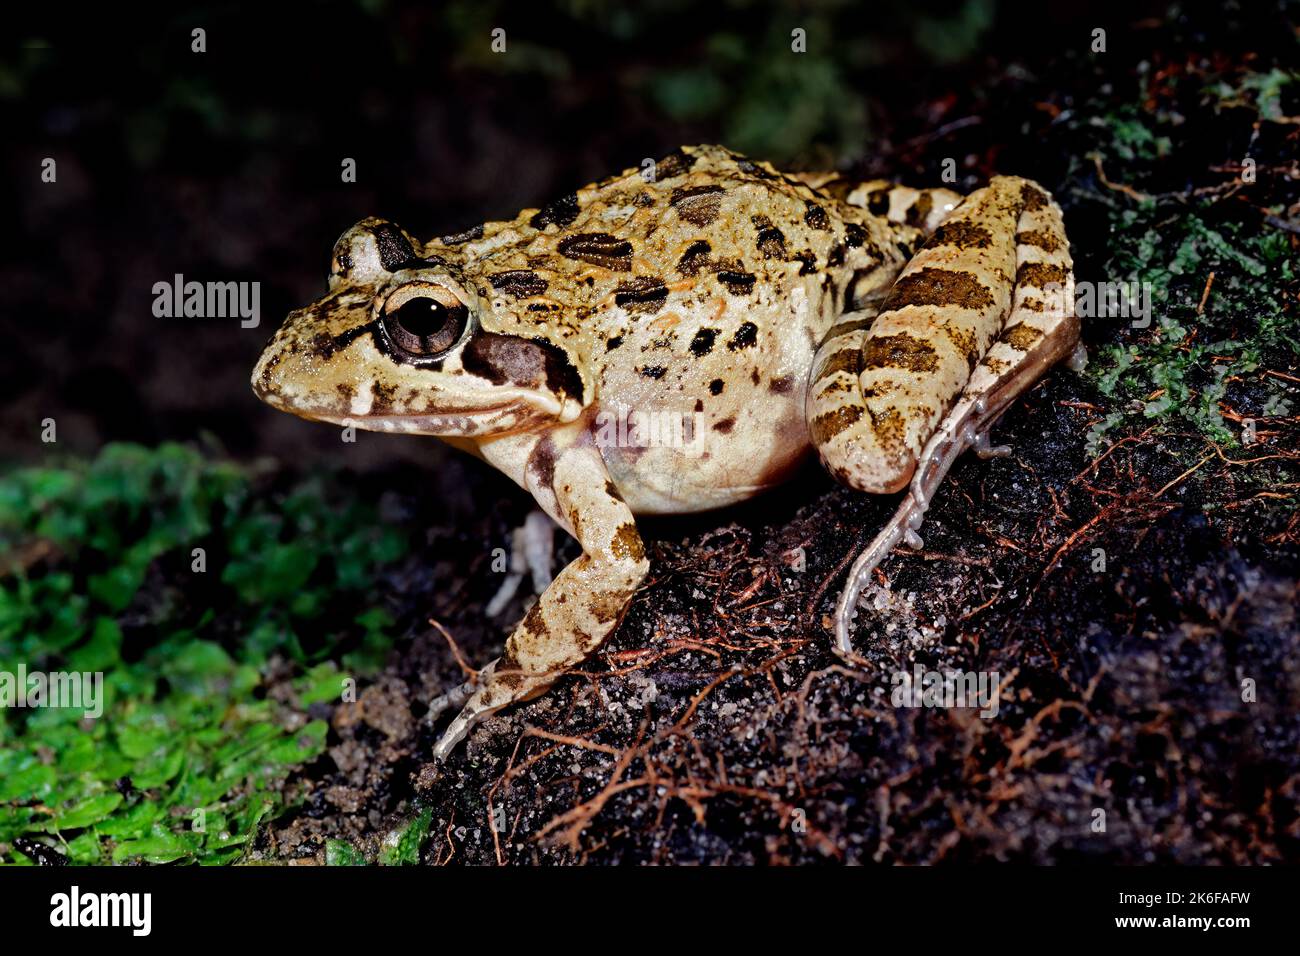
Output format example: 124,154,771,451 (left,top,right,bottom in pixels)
252,361,563,437
296,399,553,438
